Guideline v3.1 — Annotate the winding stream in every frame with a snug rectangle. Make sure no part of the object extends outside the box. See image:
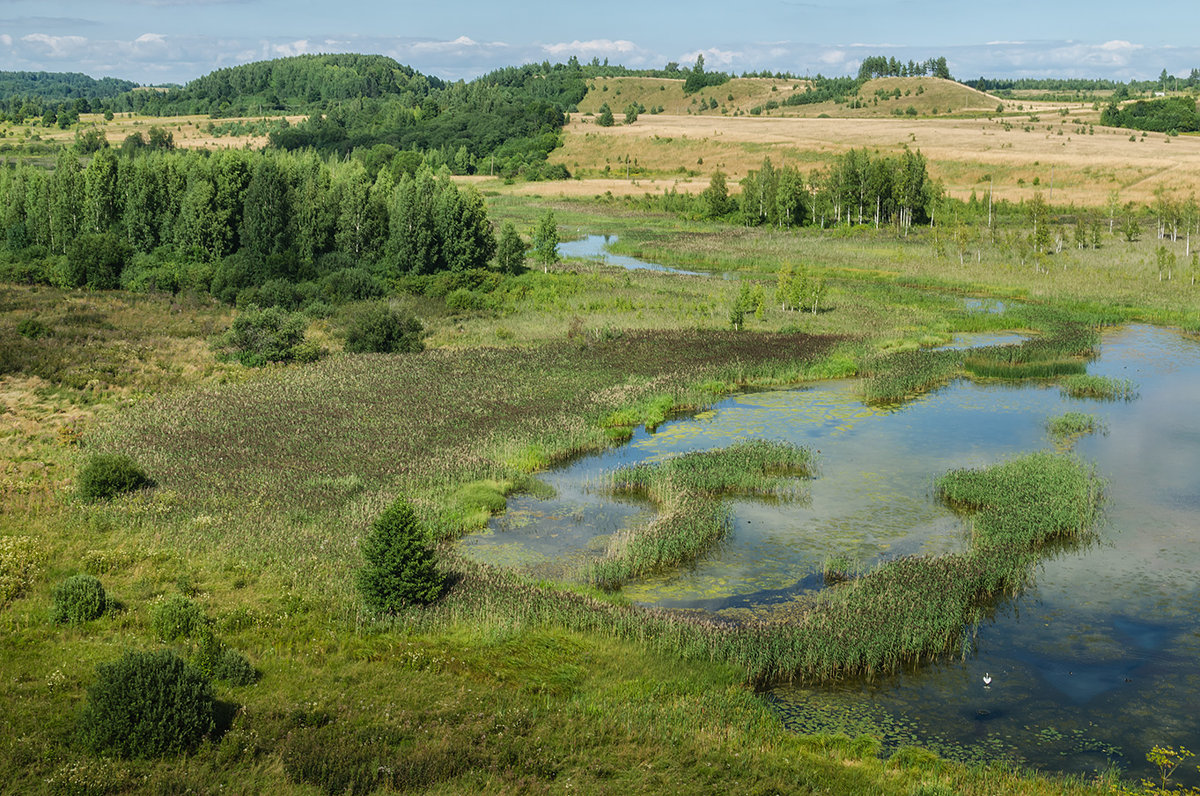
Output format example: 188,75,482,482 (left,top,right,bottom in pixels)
459,239,1200,782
